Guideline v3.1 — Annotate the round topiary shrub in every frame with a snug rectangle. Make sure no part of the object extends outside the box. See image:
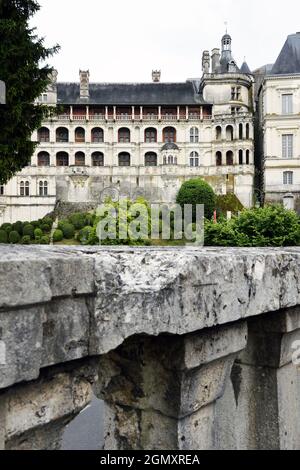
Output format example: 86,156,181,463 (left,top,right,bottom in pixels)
31,220,40,228
176,178,216,220
53,229,64,242
40,223,51,233
42,217,54,227
9,231,21,244
12,221,23,235
21,235,31,245
84,213,94,227
34,228,43,239
69,213,86,230
3,224,12,234
0,230,8,243
58,219,69,231
40,235,50,245
61,223,75,240
23,224,35,239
